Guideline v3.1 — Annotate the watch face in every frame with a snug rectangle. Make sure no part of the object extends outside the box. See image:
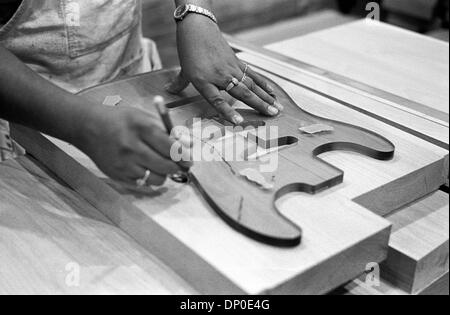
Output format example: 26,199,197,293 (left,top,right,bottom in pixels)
174,4,189,20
